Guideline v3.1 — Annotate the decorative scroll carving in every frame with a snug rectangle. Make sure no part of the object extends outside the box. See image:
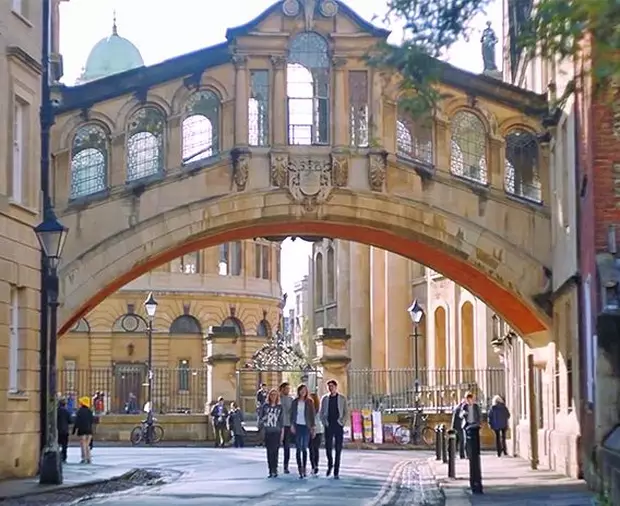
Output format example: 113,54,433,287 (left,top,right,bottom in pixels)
270,55,287,70
288,157,334,212
368,150,388,191
270,152,289,187
282,0,301,17
282,0,339,28
231,148,250,192
330,153,349,187
320,0,338,17
231,54,247,69
332,56,347,69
